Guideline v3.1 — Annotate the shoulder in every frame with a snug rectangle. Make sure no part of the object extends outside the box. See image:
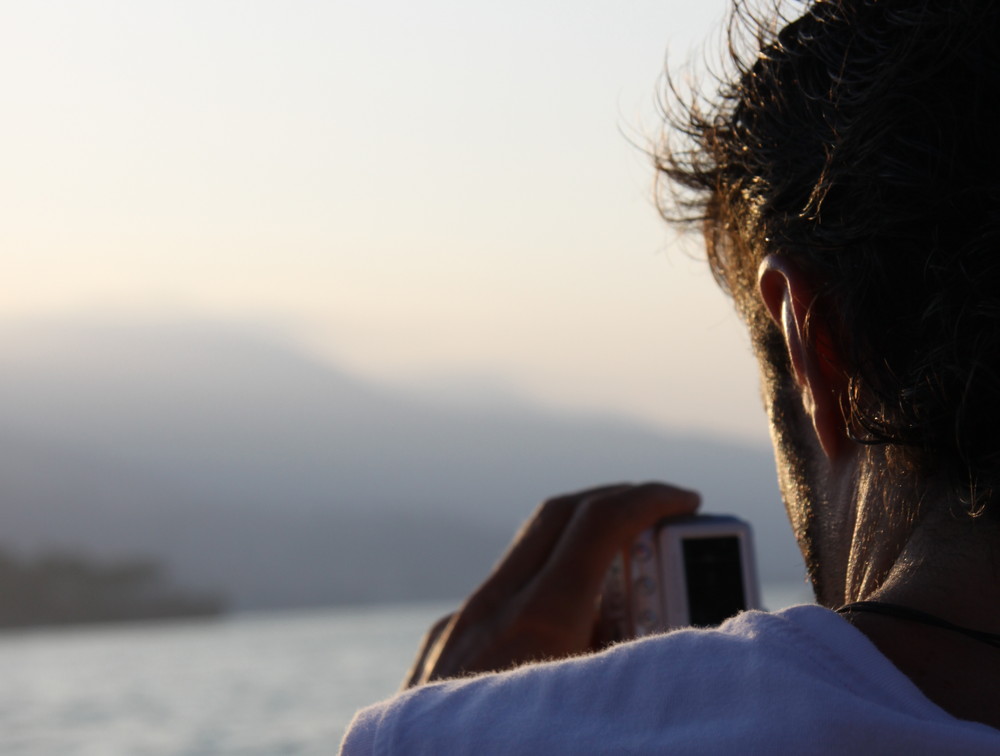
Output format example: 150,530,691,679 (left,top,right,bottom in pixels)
340,605,1000,755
